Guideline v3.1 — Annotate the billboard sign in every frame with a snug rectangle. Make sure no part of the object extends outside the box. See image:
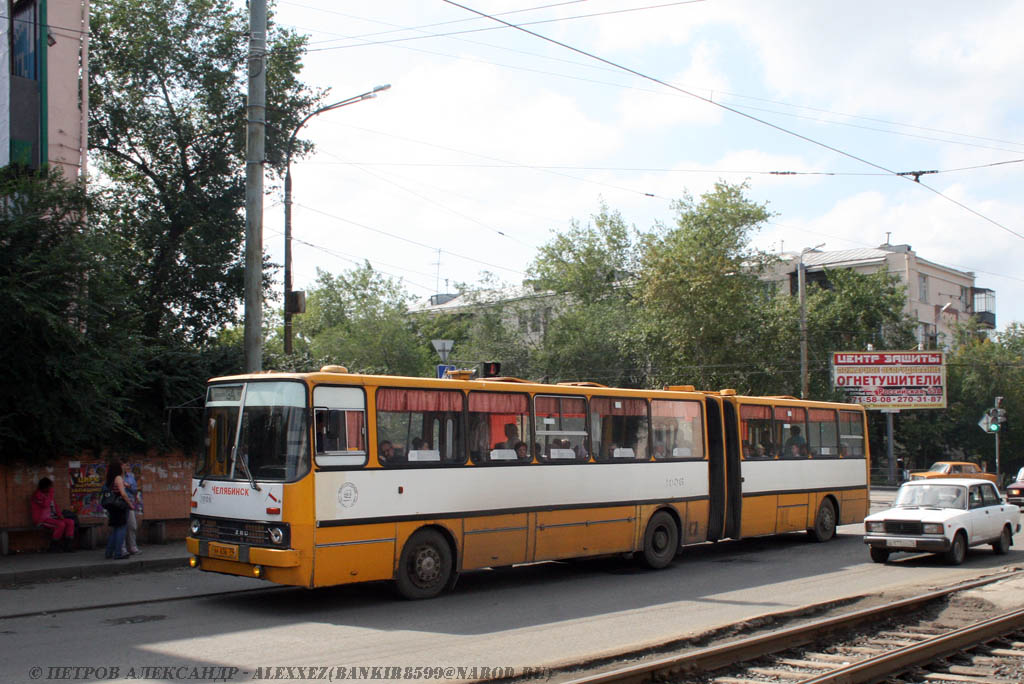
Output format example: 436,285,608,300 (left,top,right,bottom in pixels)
832,351,946,410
